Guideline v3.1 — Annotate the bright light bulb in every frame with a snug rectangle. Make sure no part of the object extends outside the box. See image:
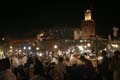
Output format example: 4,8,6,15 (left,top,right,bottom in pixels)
36,47,39,50
23,46,27,50
87,43,91,47
28,46,31,50
54,45,58,49
10,46,13,49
